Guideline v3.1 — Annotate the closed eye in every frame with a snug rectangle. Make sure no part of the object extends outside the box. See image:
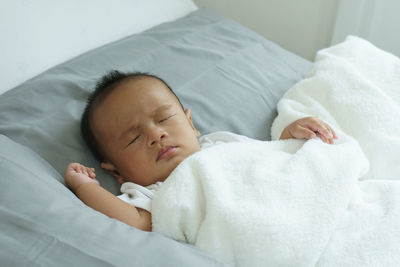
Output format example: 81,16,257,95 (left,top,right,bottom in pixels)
159,114,176,123
126,135,140,147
